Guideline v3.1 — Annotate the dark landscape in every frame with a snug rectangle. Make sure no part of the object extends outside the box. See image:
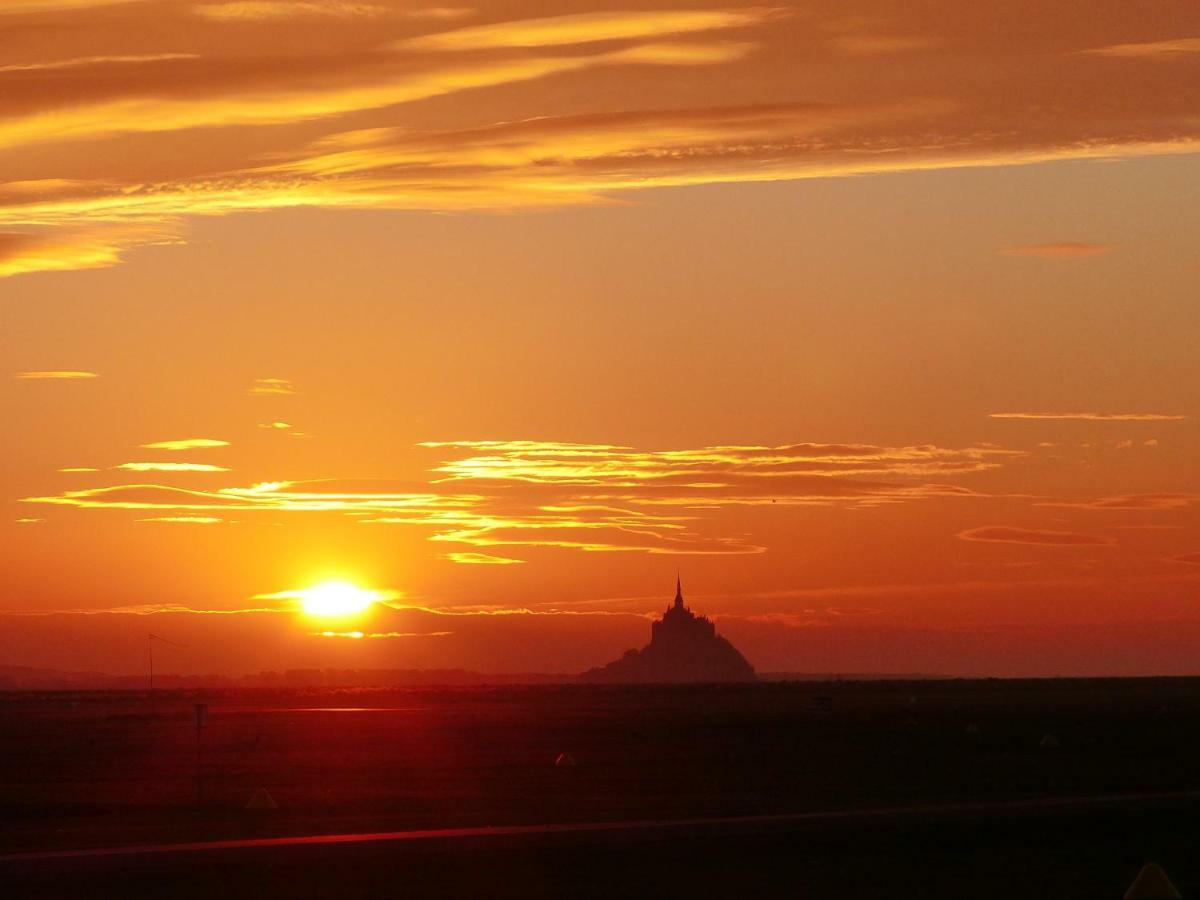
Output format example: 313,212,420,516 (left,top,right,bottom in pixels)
4,678,1200,896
